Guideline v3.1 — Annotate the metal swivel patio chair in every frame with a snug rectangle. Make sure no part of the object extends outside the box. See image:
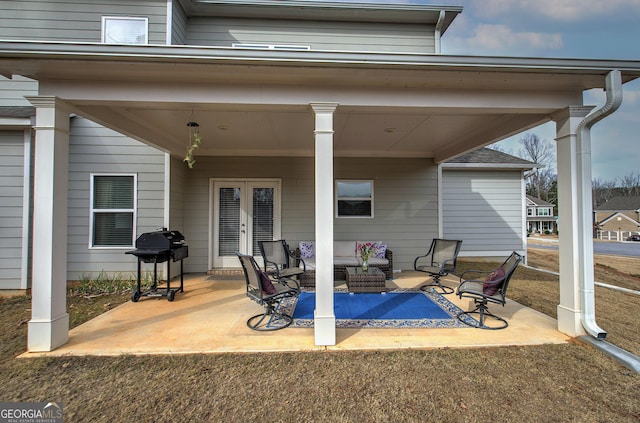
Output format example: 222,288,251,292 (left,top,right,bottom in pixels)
414,239,463,294
456,251,523,329
259,240,303,291
236,253,299,331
